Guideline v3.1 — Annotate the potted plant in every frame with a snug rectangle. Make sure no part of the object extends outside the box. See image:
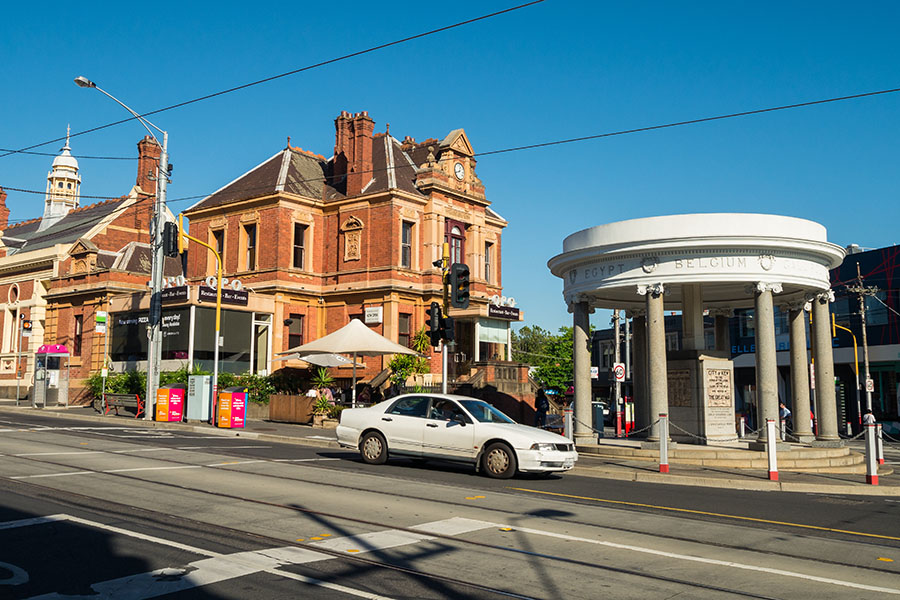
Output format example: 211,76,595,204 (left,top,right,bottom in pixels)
312,394,331,427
